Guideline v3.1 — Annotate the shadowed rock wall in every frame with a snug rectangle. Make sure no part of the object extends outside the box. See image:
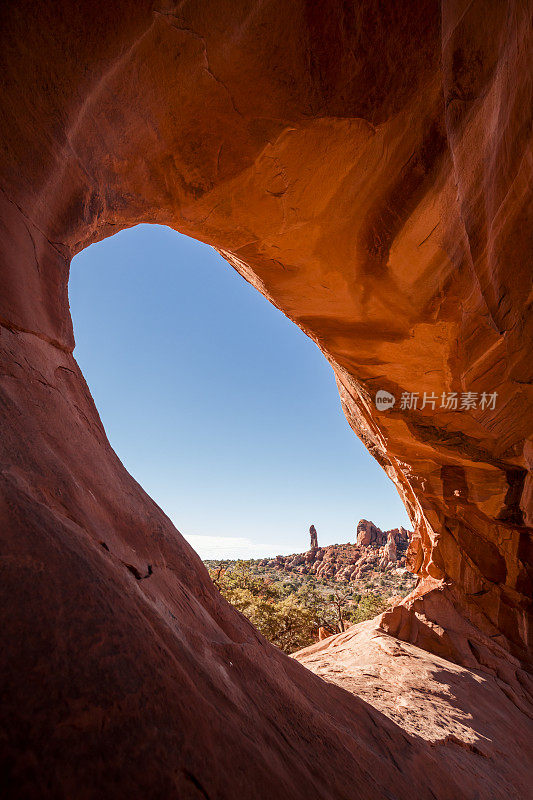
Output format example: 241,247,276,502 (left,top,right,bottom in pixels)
0,1,531,797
